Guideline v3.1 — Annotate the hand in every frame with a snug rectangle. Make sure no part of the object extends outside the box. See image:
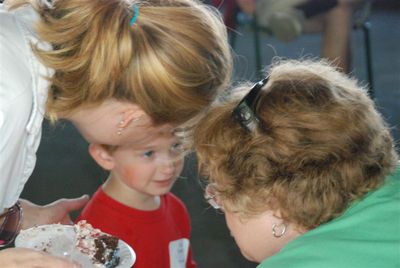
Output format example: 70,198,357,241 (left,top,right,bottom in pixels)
0,248,81,268
19,195,89,230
